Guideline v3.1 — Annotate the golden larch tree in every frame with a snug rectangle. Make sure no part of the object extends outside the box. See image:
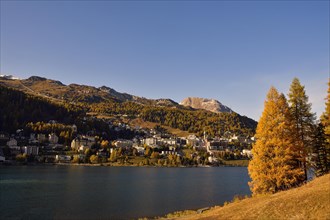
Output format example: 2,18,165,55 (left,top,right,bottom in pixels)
248,87,305,195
